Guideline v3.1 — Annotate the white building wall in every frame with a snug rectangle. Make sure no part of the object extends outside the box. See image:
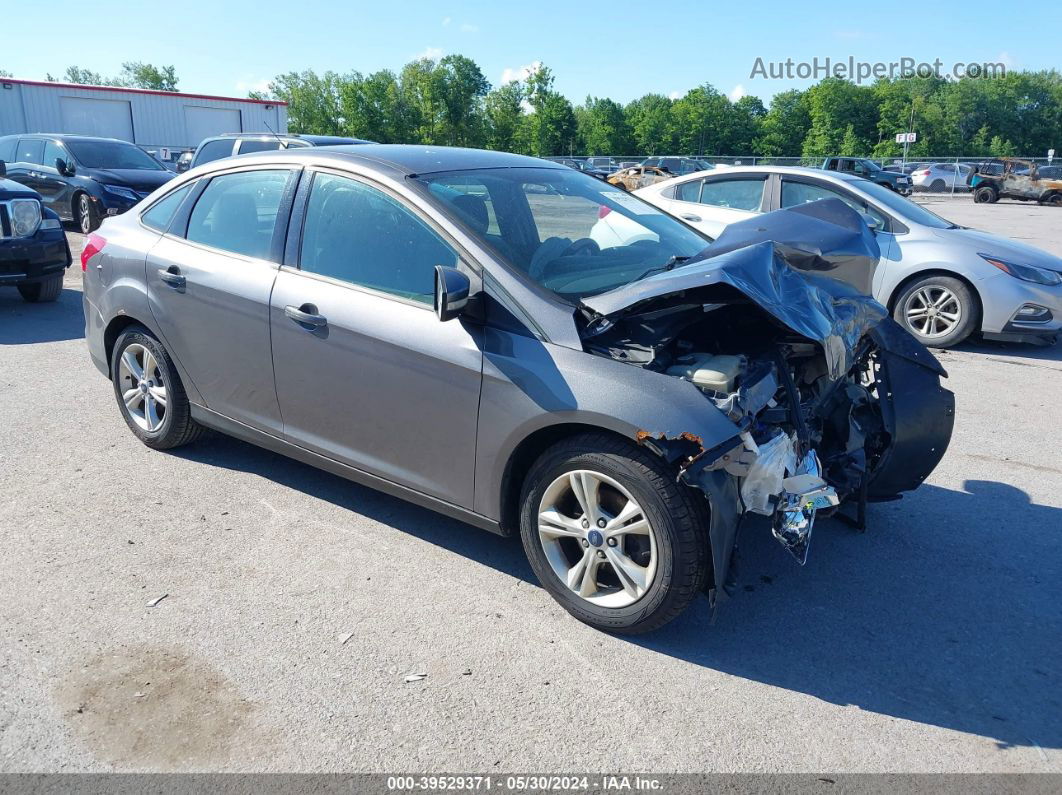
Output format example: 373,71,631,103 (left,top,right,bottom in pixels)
0,78,288,153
